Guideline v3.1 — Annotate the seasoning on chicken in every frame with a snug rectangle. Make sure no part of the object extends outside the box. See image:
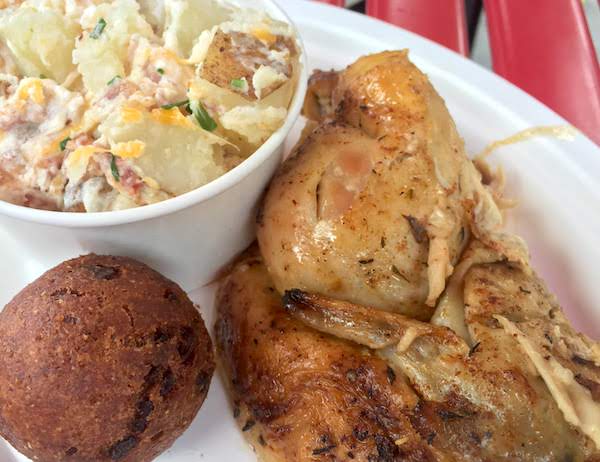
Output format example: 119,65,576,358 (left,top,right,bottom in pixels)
258,51,511,318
